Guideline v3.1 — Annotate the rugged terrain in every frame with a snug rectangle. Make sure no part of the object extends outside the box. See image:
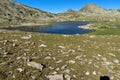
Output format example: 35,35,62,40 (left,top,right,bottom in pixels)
0,0,55,26
0,0,120,80
56,4,120,22
0,0,120,26
0,30,120,80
